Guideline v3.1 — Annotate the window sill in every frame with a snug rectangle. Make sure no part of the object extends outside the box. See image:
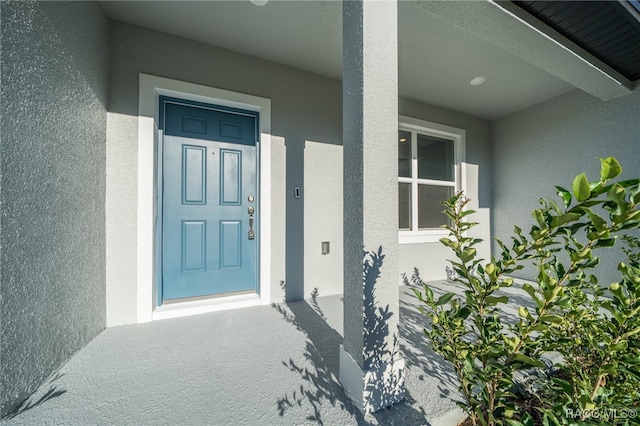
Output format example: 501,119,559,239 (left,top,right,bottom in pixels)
399,231,448,245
